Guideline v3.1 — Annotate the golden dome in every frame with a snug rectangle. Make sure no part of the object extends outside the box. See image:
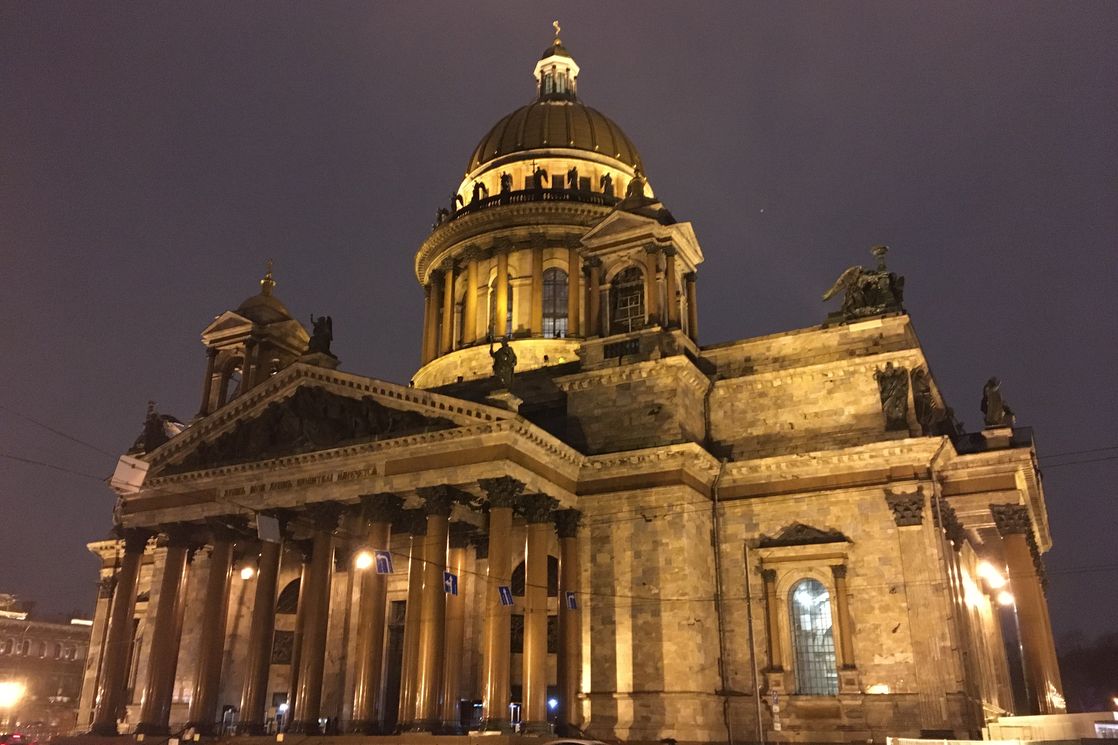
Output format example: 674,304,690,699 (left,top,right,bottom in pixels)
466,100,642,173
